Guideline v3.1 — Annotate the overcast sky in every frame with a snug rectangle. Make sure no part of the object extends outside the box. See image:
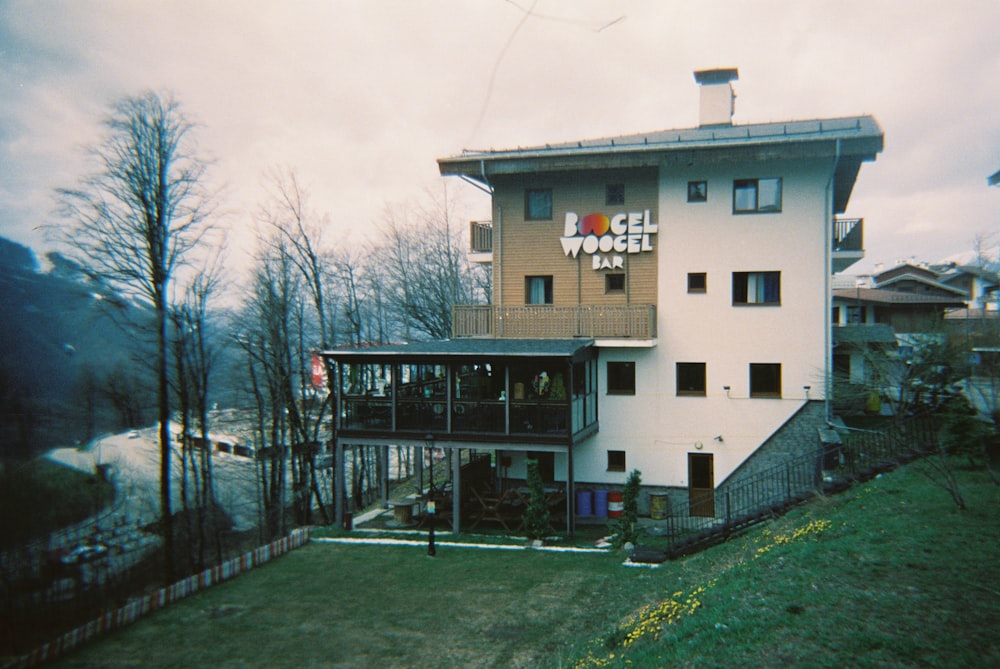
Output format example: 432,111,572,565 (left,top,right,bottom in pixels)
2,0,998,276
